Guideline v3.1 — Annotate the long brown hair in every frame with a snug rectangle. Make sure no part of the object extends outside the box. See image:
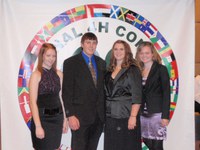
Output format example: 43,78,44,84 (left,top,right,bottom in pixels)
37,43,57,74
135,41,161,69
108,40,138,72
